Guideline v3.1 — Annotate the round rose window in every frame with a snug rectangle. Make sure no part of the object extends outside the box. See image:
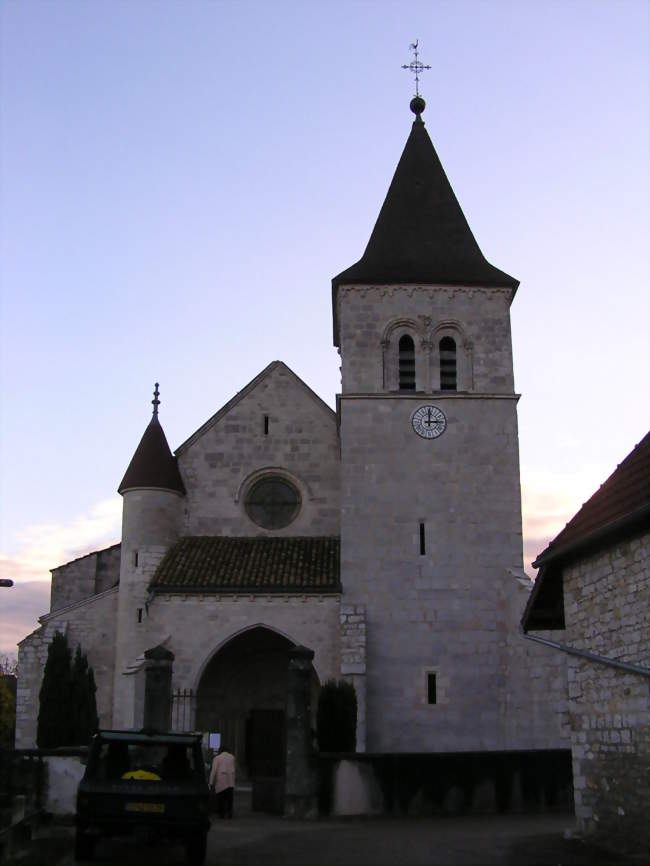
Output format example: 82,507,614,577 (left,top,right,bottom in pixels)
245,477,301,529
